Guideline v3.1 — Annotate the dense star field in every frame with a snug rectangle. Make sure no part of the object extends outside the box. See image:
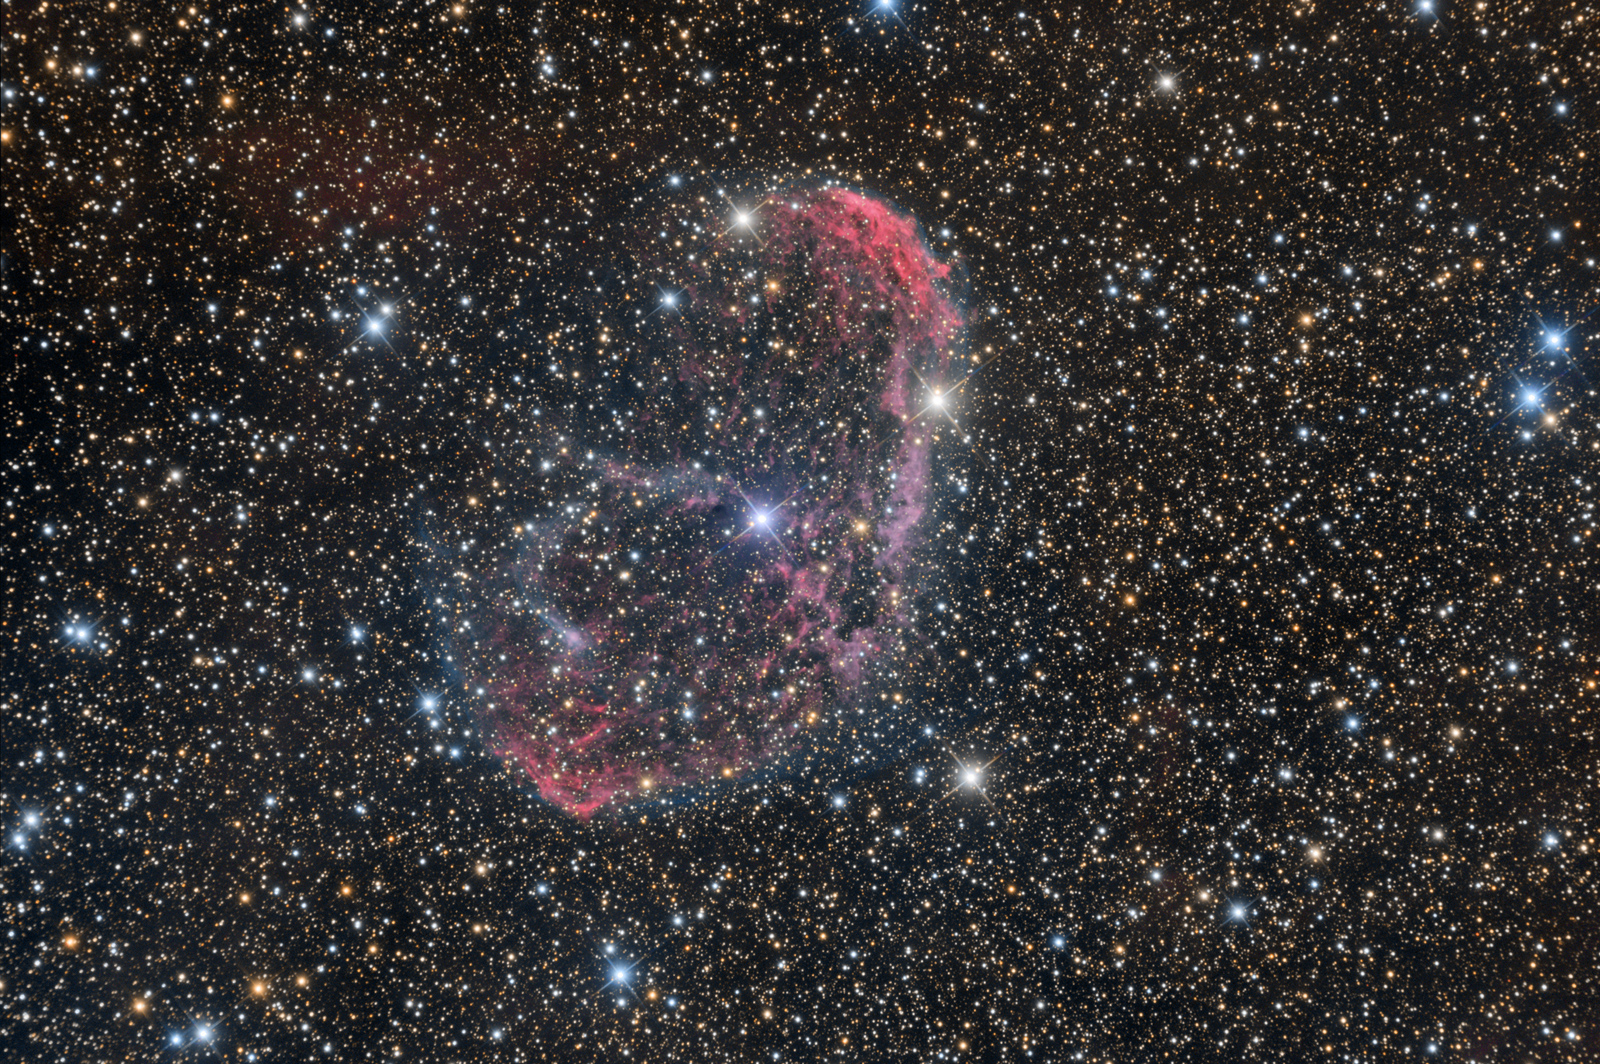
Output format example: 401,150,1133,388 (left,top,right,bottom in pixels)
2,1,1596,1062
